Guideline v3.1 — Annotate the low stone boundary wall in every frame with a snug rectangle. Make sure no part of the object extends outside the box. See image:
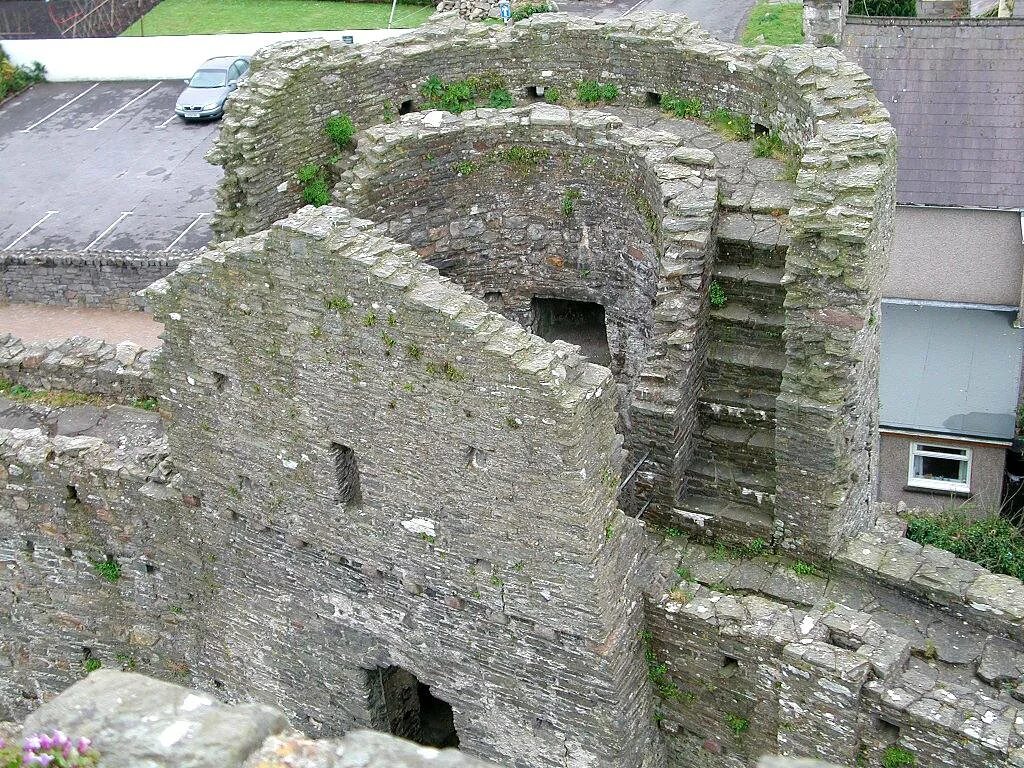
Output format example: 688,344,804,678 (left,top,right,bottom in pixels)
0,333,158,401
838,512,1024,643
0,249,187,310
17,670,837,768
